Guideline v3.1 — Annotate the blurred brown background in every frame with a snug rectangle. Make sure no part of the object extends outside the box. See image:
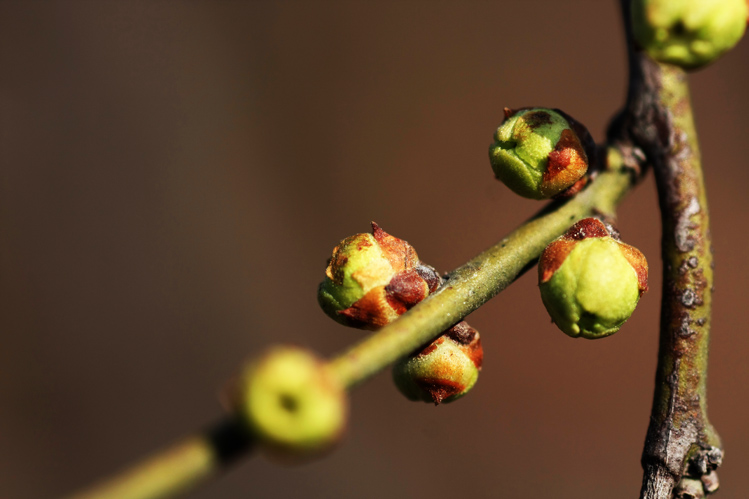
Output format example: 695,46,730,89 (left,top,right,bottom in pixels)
1,1,747,498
